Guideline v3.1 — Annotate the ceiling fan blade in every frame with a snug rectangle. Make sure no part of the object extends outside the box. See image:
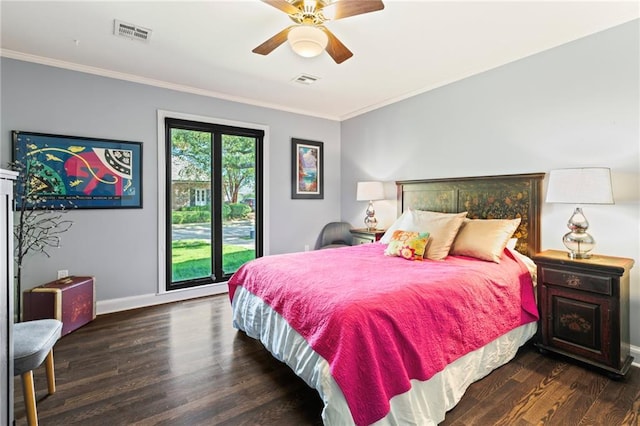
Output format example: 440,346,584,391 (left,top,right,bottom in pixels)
322,0,384,20
261,0,299,15
321,27,353,64
252,26,294,55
